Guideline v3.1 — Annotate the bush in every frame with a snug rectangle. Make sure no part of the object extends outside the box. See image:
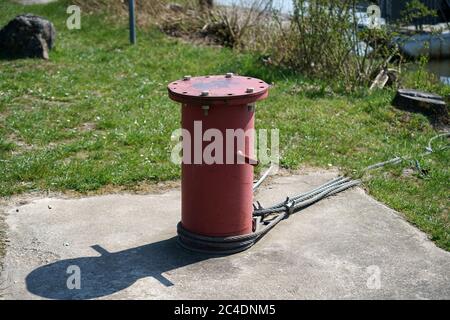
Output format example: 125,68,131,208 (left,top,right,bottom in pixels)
168,0,400,89
266,0,399,89
203,0,274,48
